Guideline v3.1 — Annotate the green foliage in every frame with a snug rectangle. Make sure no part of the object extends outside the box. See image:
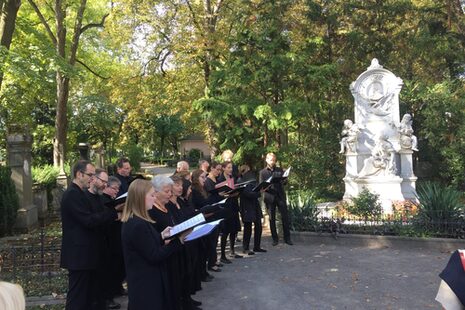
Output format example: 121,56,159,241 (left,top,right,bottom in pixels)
122,143,143,173
152,114,185,157
287,190,320,231
2,0,465,201
416,181,464,223
0,165,19,237
32,165,59,190
347,188,383,220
